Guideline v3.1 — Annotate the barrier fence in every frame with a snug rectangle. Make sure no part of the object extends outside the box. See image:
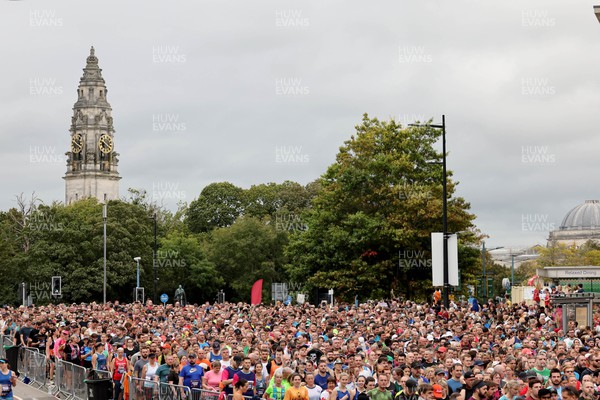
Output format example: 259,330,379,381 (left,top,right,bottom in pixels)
0,344,237,400
126,377,226,400
19,347,46,388
129,375,159,399
158,382,192,400
53,358,88,400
